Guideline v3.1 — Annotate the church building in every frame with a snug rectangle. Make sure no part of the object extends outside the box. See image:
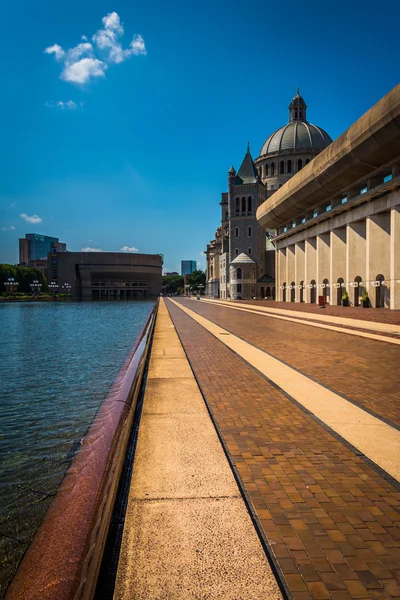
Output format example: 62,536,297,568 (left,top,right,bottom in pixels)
205,90,332,299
